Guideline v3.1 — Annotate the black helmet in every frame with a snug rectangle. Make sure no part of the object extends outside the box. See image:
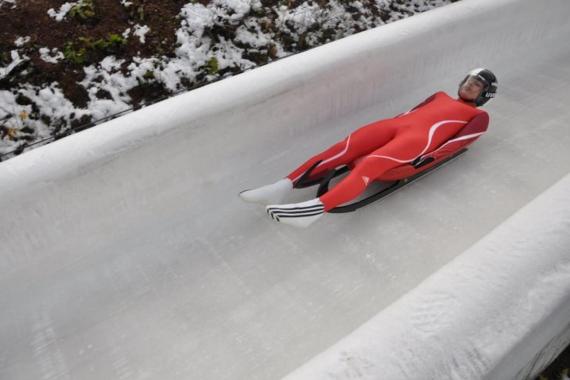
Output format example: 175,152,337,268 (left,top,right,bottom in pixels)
458,68,498,106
